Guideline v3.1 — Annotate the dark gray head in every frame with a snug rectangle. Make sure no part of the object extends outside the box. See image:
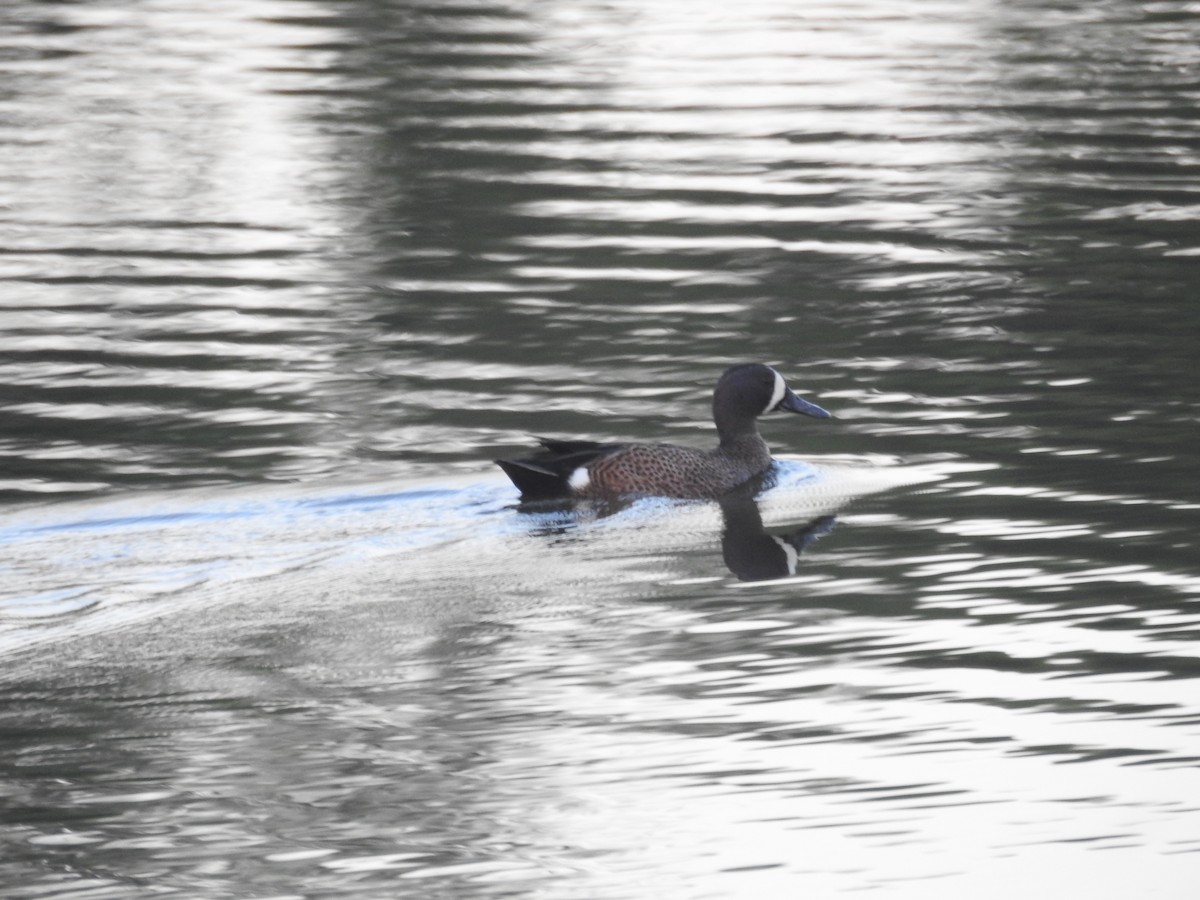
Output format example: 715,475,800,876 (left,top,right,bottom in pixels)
713,363,831,436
